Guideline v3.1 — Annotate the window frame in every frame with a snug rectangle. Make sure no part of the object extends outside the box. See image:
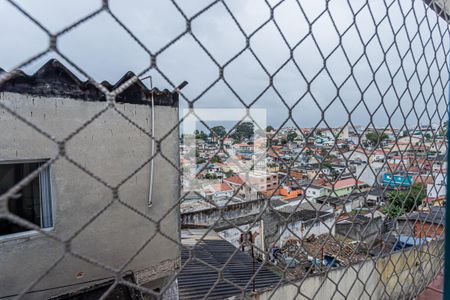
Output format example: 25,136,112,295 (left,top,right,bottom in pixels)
0,159,55,241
